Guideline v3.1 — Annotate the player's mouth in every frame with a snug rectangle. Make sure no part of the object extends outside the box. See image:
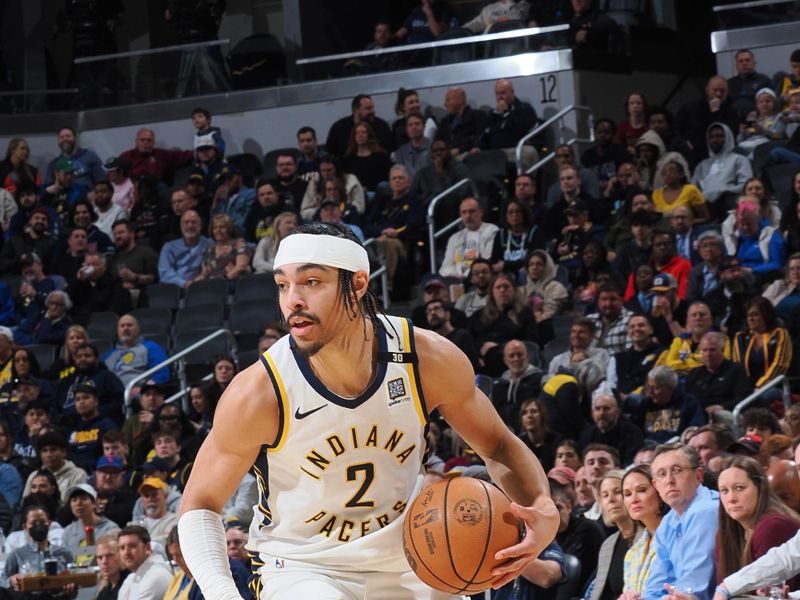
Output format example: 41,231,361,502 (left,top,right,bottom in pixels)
289,317,317,335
